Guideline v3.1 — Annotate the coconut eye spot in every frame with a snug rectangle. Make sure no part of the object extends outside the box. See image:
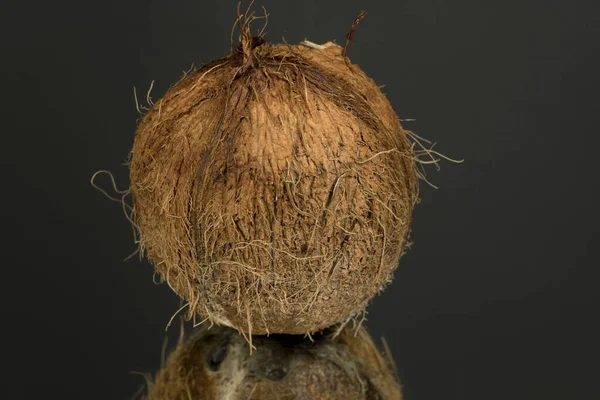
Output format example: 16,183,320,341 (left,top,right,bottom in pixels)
208,344,228,371
264,365,288,381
